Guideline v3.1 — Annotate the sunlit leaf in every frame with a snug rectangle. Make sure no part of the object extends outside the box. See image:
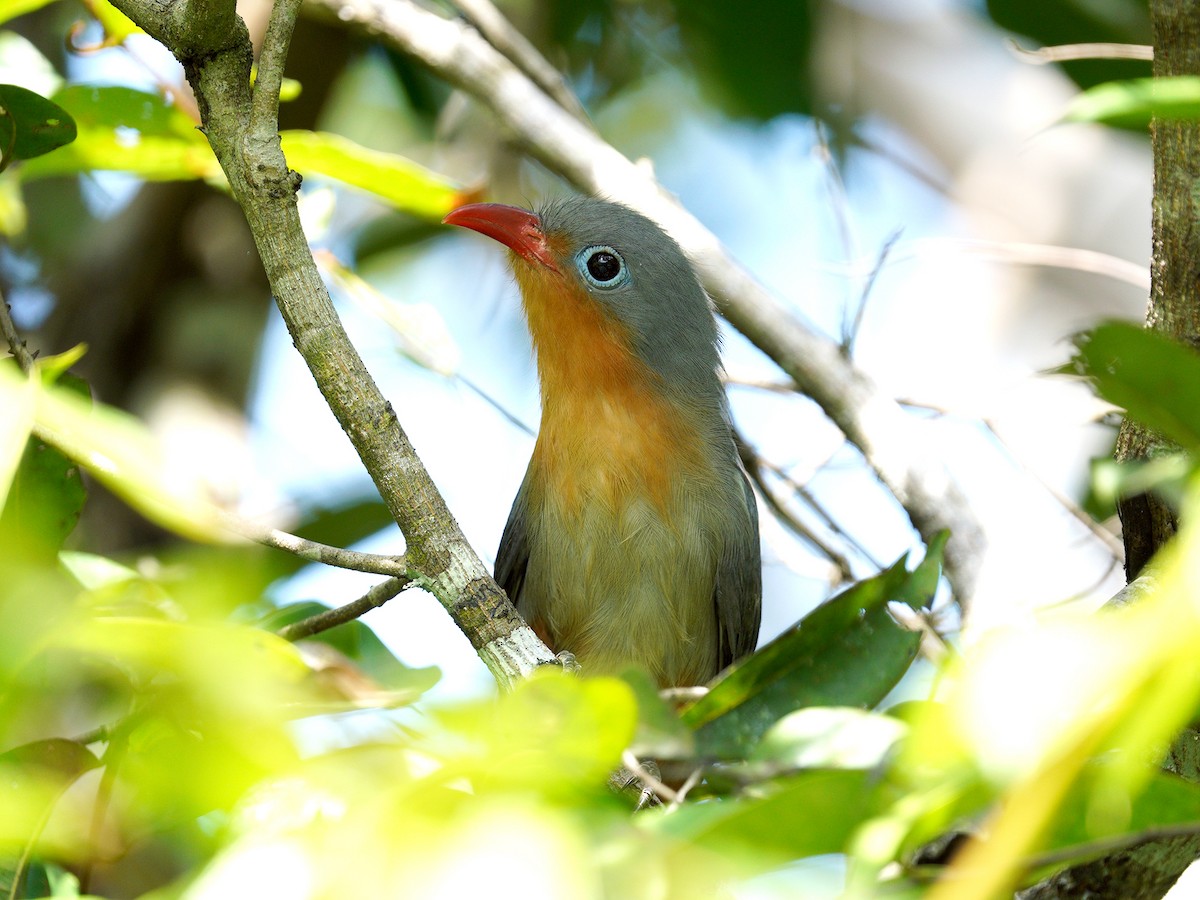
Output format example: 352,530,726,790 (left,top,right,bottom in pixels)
752,706,908,771
49,617,310,708
1067,320,1200,451
0,0,59,27
280,130,466,220
29,365,238,542
0,359,35,512
0,738,99,856
911,481,1200,899
440,672,637,793
0,172,27,234
1064,76,1200,129
79,0,143,46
